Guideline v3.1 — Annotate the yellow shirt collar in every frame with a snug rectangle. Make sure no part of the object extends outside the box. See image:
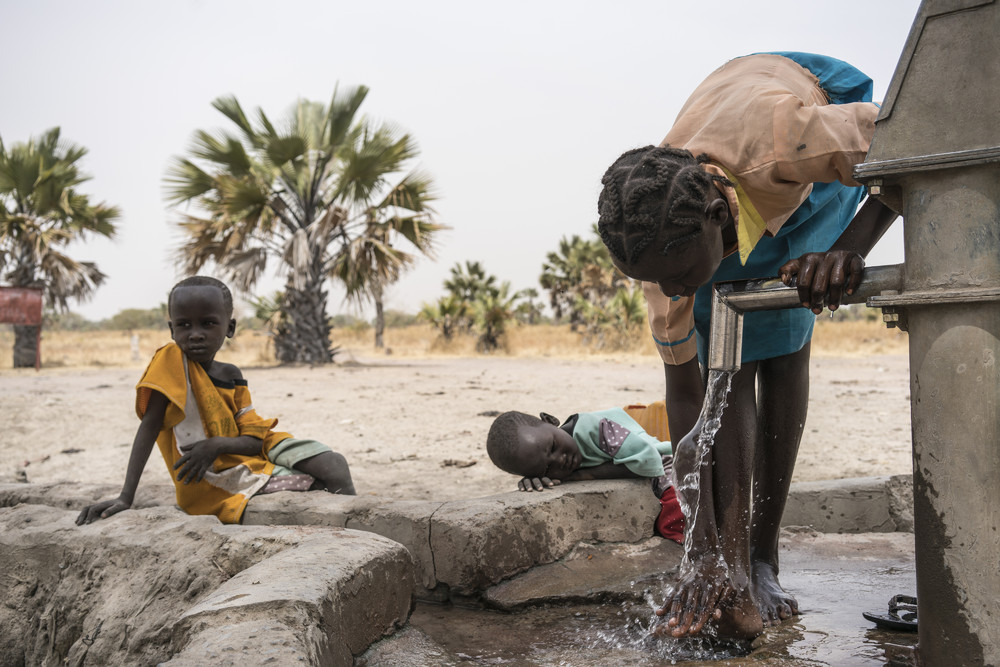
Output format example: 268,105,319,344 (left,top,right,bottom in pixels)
702,164,768,266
